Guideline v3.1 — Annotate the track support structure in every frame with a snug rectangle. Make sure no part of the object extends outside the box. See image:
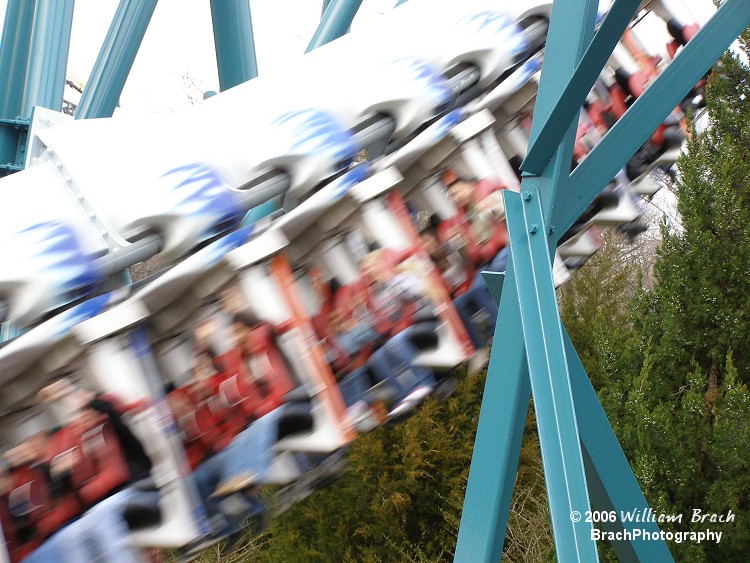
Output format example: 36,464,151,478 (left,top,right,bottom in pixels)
455,0,750,561
75,0,159,119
